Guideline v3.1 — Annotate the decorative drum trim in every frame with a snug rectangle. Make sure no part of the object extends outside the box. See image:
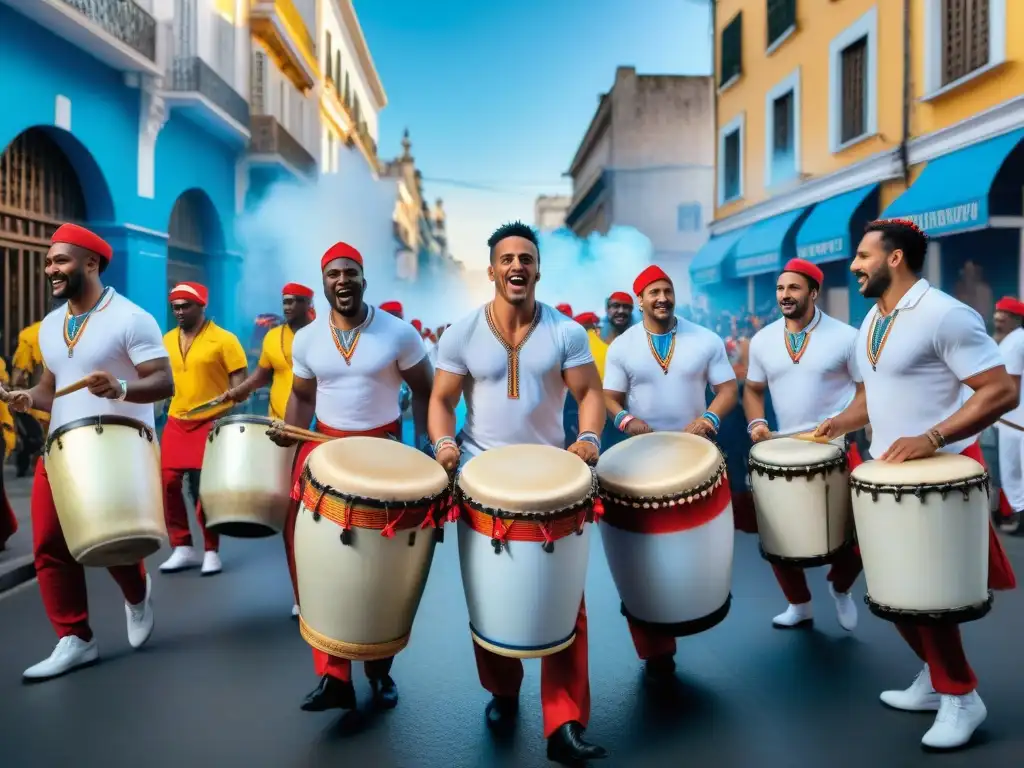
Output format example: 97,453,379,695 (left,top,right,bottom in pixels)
207,413,275,442
597,452,728,508
620,594,732,638
850,474,990,502
46,415,154,454
299,616,409,661
865,591,994,626
454,471,600,522
759,542,854,568
748,453,847,481
470,623,576,659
